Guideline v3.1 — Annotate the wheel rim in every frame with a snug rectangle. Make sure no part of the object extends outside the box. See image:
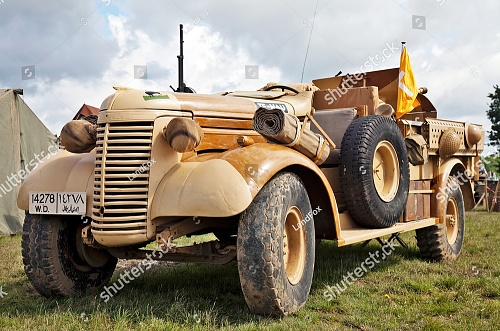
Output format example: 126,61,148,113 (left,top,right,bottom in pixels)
445,198,459,244
72,224,93,272
283,206,307,285
74,223,111,271
373,140,400,202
